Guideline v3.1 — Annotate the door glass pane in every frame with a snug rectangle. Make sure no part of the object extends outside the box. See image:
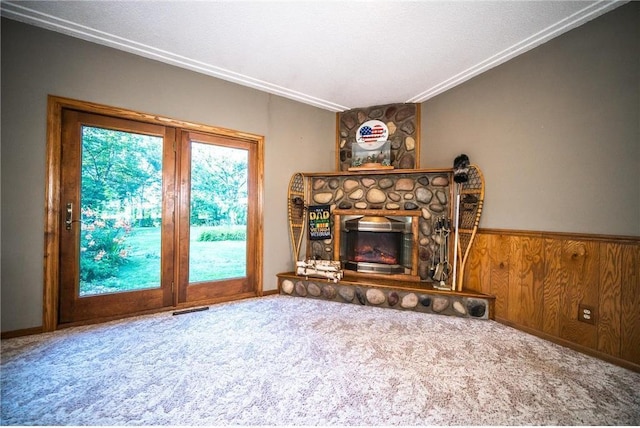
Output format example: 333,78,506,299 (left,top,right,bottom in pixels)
189,142,247,283
79,126,163,296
